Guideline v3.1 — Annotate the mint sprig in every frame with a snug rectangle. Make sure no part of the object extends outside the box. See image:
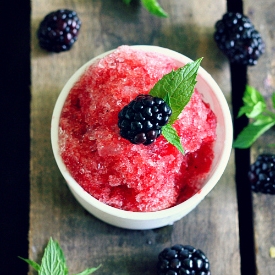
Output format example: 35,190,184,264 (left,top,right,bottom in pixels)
161,124,185,154
122,0,168,17
233,85,275,149
150,58,202,124
19,238,101,275
150,58,203,154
